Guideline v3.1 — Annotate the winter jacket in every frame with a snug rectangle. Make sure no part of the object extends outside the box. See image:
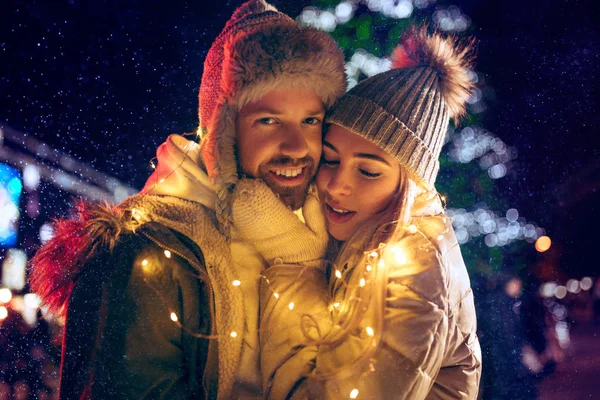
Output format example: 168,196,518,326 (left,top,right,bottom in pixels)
259,193,482,399
58,217,215,399
30,135,246,400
